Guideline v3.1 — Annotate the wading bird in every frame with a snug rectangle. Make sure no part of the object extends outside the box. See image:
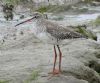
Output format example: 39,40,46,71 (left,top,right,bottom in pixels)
15,12,87,75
